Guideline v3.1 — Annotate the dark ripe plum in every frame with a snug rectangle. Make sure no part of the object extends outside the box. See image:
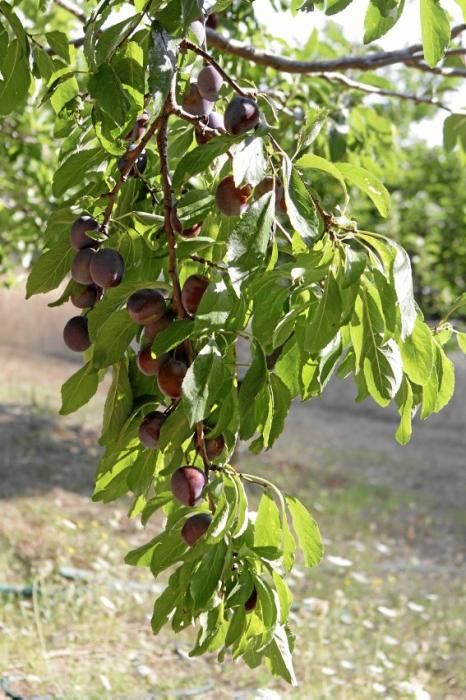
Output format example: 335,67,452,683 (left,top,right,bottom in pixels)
89,249,125,288
63,316,91,352
205,434,225,460
181,274,209,315
183,83,214,118
206,13,220,29
181,513,212,546
197,65,223,101
170,210,202,238
144,312,174,343
71,248,95,285
157,358,188,399
118,146,147,177
70,284,101,309
215,175,252,216
195,111,224,144
127,288,166,325
254,176,287,213
244,587,258,612
224,96,260,135
70,215,99,250
125,112,149,142
190,19,205,44
171,467,206,506
138,410,166,449
136,347,169,377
